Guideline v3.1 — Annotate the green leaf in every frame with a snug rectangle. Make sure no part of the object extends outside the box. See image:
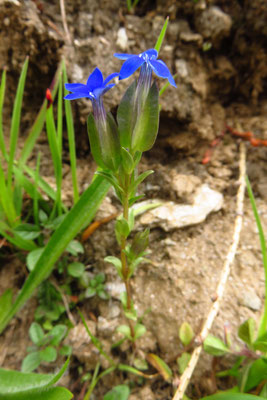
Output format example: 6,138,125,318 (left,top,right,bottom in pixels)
147,353,172,382
59,345,72,357
117,325,132,340
14,223,41,240
97,289,109,300
260,382,267,398
131,170,154,191
87,113,106,169
63,61,79,204
242,358,267,392
39,210,48,223
121,147,134,174
105,256,123,278
20,61,63,165
238,318,255,347
0,289,13,325
85,287,96,298
133,358,148,371
117,81,137,149
154,17,169,53
7,57,29,190
253,331,267,352
201,394,266,400
67,262,85,278
104,385,130,400
177,352,191,374
246,177,267,338
39,346,57,363
95,273,105,284
65,240,84,256
1,362,65,393
0,175,110,334
0,68,7,157
203,335,230,356
26,248,45,271
134,323,146,340
0,220,36,251
115,218,130,239
179,322,194,347
21,352,41,373
132,82,159,152
25,386,73,400
29,322,44,345
49,325,67,346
